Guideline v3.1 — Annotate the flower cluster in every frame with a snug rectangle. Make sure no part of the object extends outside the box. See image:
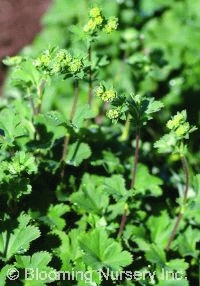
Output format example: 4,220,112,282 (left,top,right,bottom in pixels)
84,7,118,35
89,7,102,18
84,7,103,33
154,110,197,154
166,110,194,138
103,17,118,34
34,49,83,77
106,108,120,119
166,111,186,130
34,50,52,71
68,58,82,73
95,84,121,121
95,85,116,102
